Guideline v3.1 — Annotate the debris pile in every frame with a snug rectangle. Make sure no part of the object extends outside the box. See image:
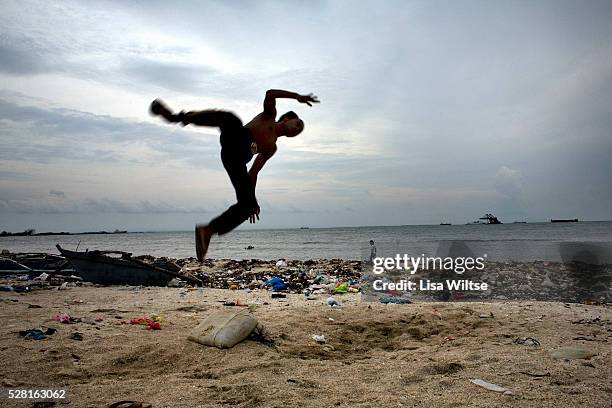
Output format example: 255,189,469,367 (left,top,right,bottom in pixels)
181,258,363,294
